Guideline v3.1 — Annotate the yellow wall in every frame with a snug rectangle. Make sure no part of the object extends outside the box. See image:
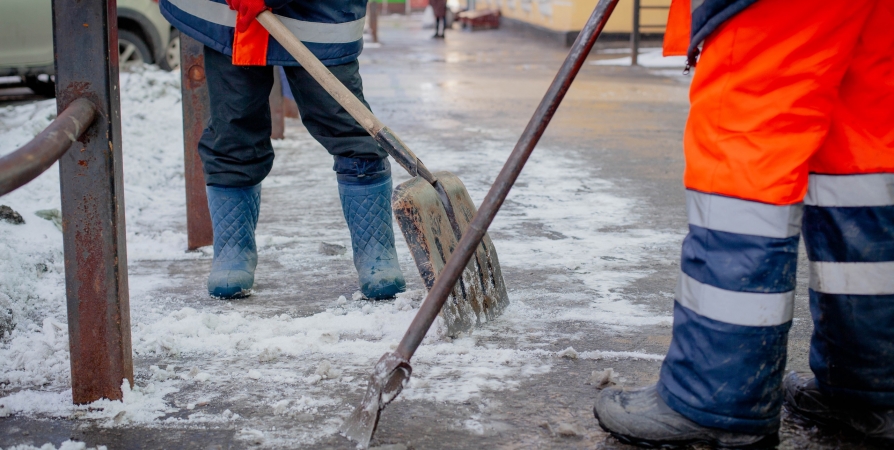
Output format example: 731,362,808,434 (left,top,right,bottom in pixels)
464,0,670,33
